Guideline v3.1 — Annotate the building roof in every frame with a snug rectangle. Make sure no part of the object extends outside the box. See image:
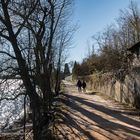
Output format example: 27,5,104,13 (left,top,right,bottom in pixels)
127,41,140,52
